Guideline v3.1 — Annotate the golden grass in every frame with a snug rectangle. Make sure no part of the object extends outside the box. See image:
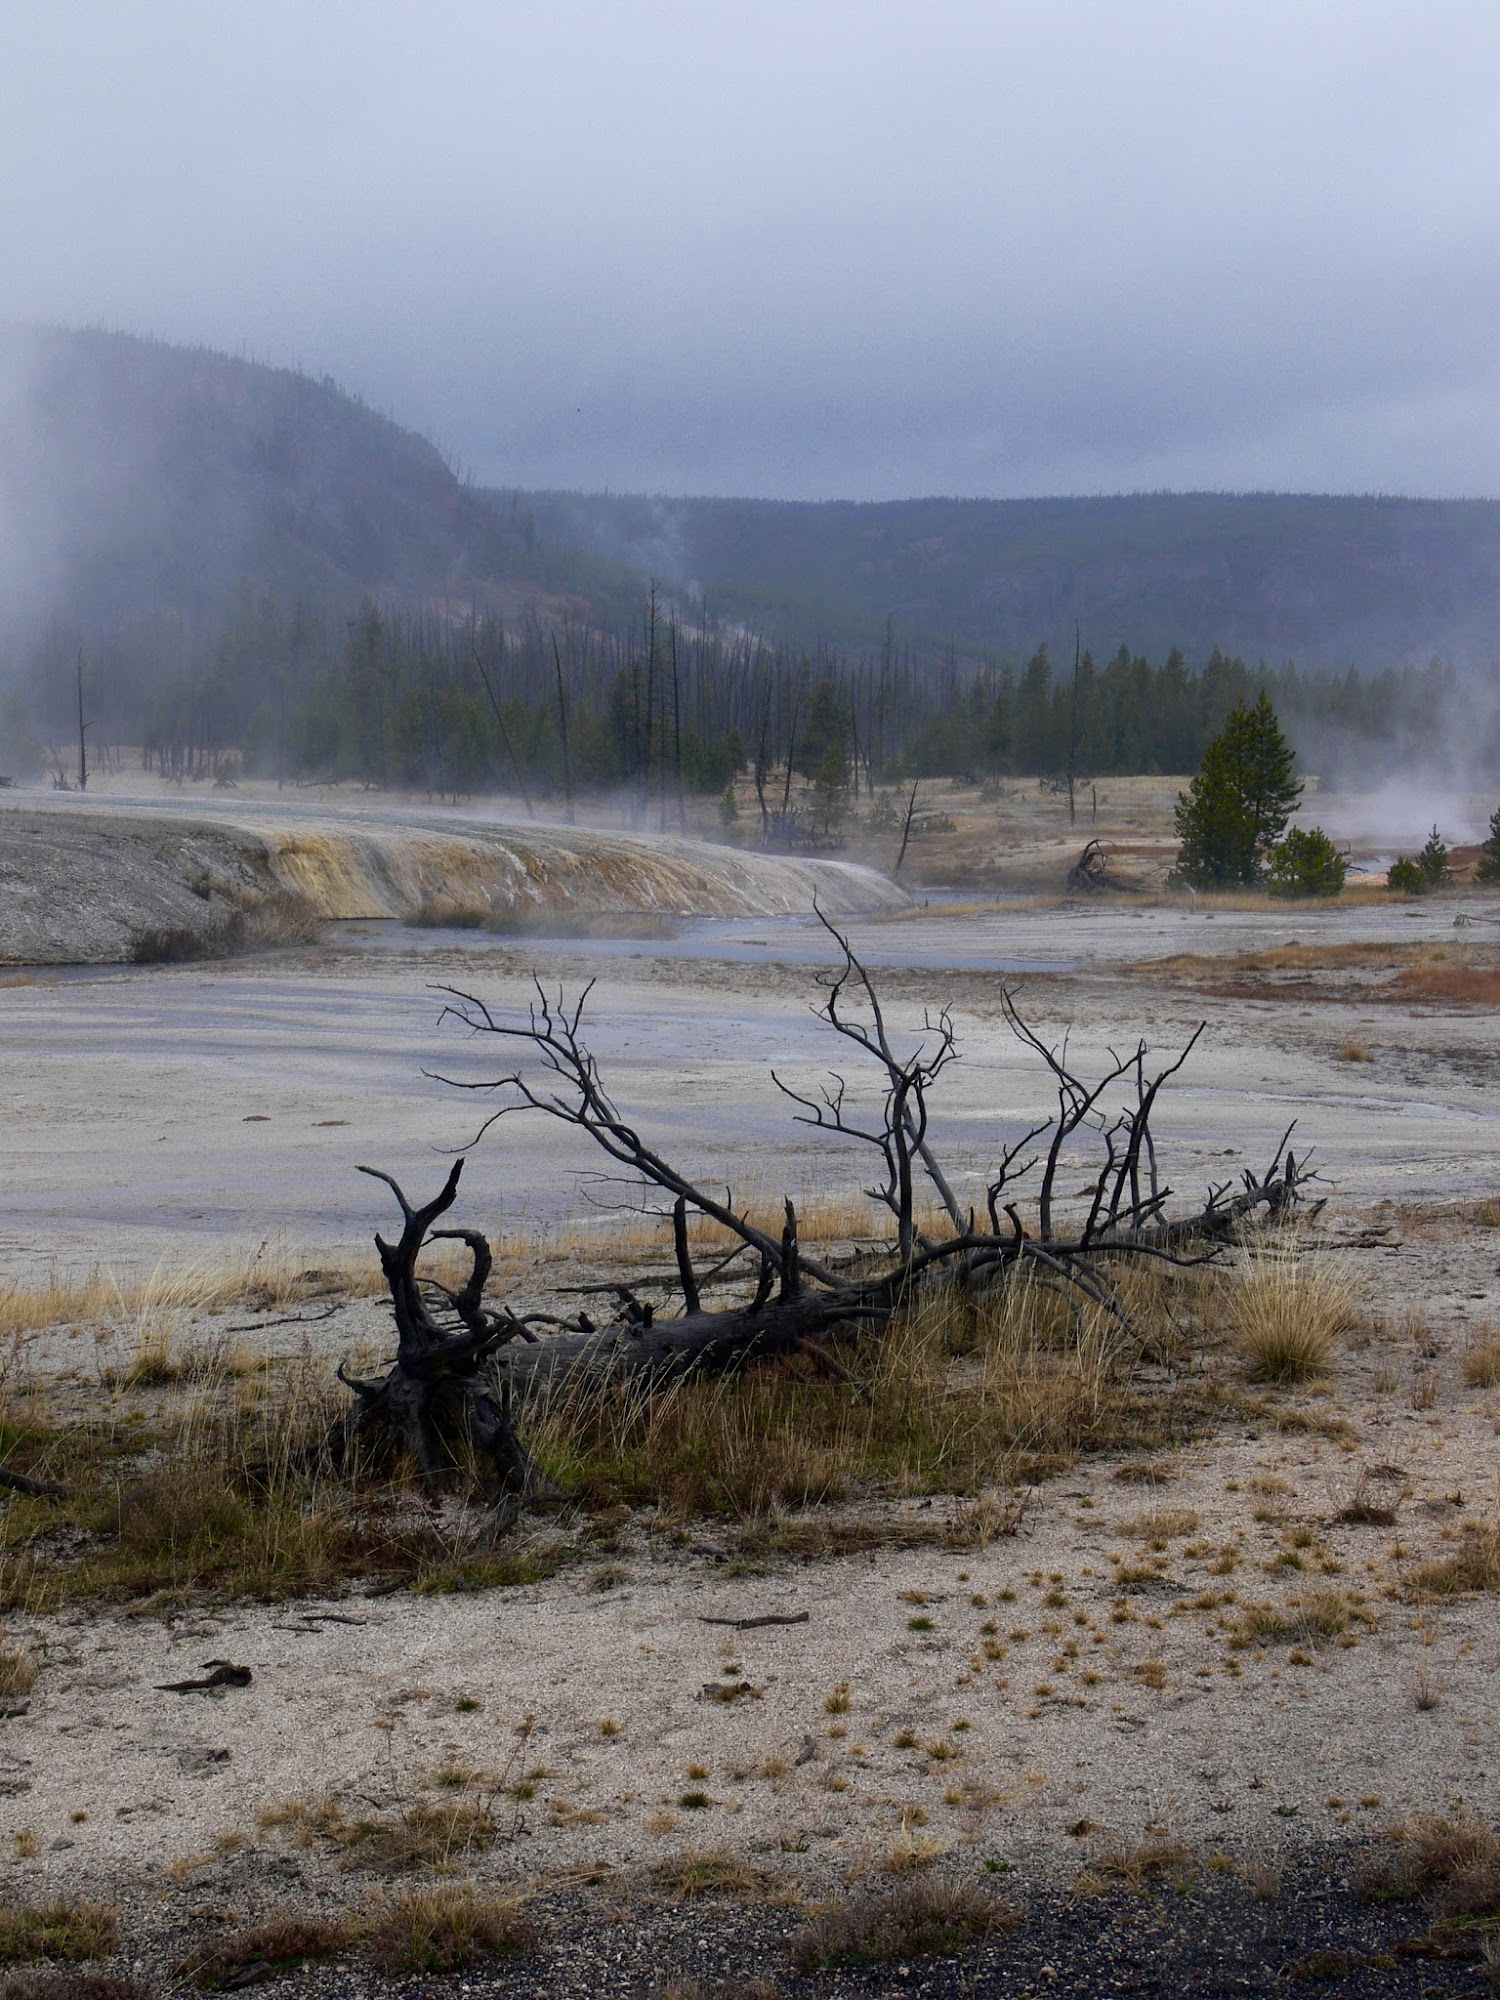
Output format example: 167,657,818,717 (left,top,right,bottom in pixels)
363,1885,538,1973
0,1247,381,1343
1231,1587,1369,1647
0,1645,37,1698
1227,1245,1360,1383
1358,1815,1500,1924
1394,962,1500,1007
650,1850,780,1900
1408,1525,1500,1597
1076,1835,1196,1895
1463,1334,1500,1390
177,1914,353,1987
527,1274,1155,1519
0,1353,558,1612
